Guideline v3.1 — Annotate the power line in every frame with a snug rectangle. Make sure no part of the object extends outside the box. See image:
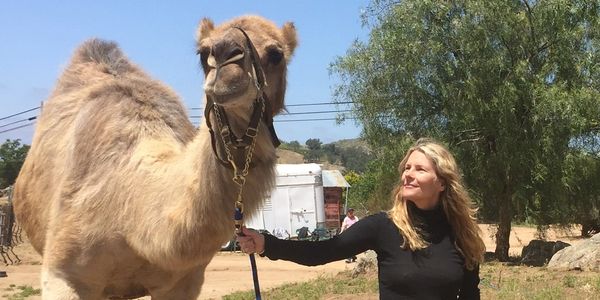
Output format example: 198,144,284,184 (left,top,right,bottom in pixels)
280,110,353,116
0,122,35,134
2,103,353,121
191,116,357,125
0,104,357,134
286,101,354,107
0,117,356,135
188,101,354,111
274,117,356,122
189,109,353,119
0,116,37,129
0,107,41,121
